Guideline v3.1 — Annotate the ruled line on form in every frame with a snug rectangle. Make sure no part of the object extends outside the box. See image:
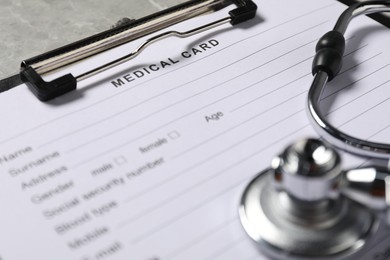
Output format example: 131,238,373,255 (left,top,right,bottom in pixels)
0,4,335,146
39,23,326,151
119,109,306,225
122,124,310,244
68,35,324,167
